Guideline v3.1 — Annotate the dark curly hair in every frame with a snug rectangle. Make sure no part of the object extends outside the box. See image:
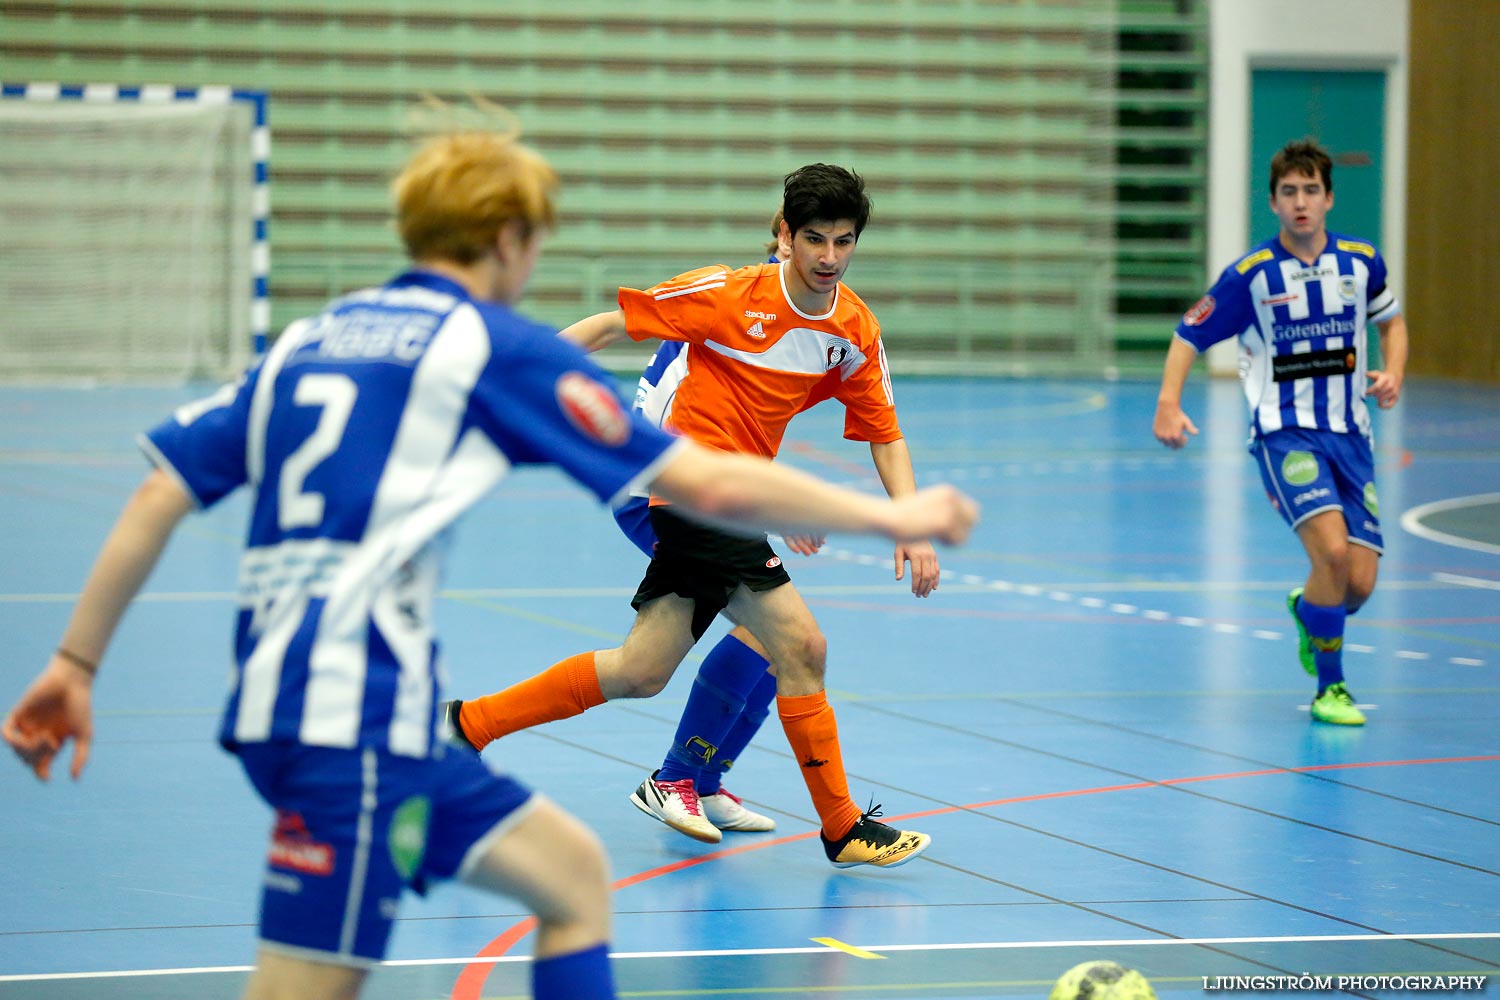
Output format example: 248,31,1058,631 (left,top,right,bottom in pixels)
781,163,871,239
